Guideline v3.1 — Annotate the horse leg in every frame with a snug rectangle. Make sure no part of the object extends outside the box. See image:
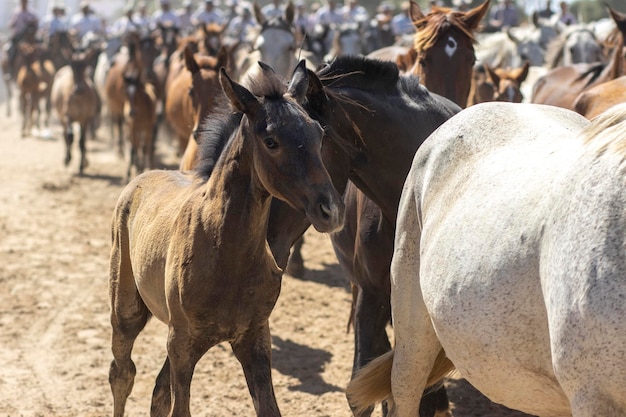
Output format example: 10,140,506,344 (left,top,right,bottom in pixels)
389,192,444,417
166,327,209,417
78,124,88,175
109,215,152,417
350,287,391,417
150,358,172,417
3,73,11,118
64,120,73,166
127,138,136,183
231,324,281,417
116,115,124,158
285,236,305,277
20,93,28,137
